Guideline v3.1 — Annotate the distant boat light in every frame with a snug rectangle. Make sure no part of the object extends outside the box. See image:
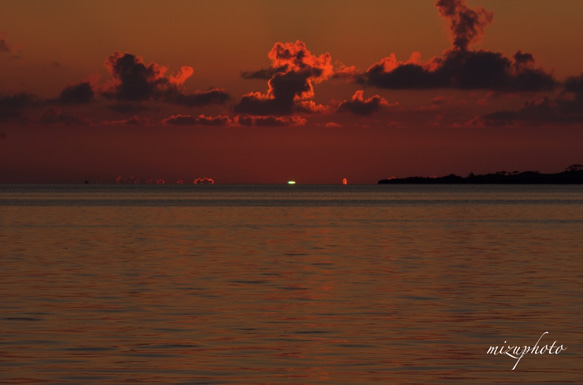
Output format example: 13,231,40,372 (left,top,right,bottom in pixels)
287,180,296,185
